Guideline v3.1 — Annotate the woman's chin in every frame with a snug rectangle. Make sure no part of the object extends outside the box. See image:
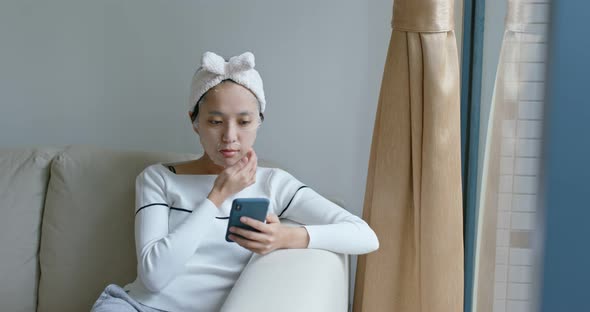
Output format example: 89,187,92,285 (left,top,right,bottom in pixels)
213,156,239,168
